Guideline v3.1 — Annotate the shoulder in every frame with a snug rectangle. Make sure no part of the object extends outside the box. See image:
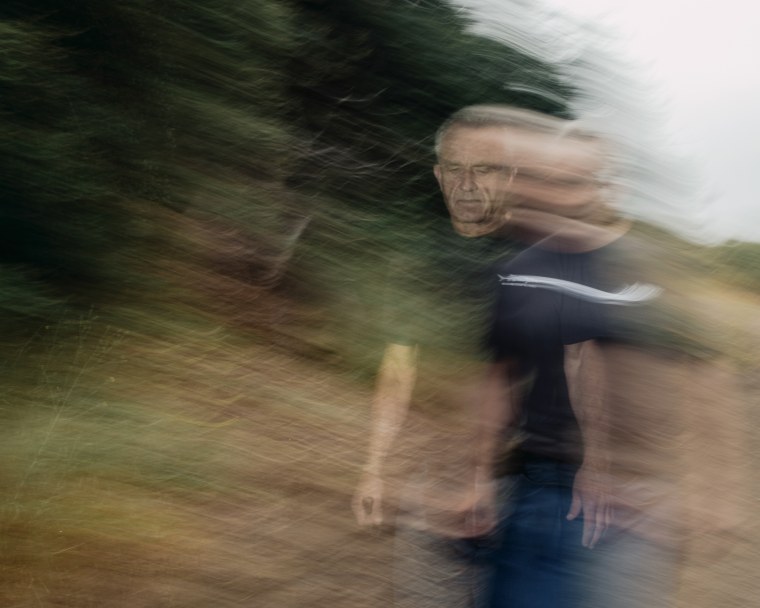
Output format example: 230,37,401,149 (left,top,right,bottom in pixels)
494,243,553,274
